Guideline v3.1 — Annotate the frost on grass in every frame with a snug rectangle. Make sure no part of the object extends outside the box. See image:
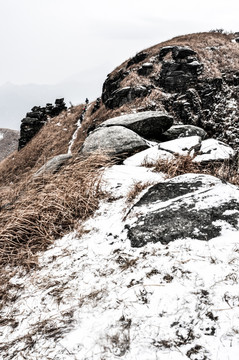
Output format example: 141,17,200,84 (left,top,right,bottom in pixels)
1,165,239,359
